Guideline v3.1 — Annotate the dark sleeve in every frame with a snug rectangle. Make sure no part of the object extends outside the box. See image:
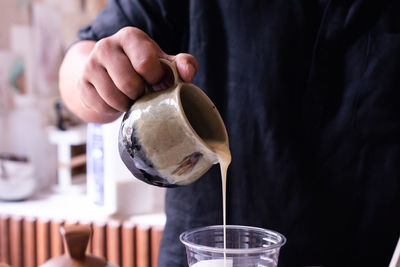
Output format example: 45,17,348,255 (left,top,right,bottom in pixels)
78,0,189,54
